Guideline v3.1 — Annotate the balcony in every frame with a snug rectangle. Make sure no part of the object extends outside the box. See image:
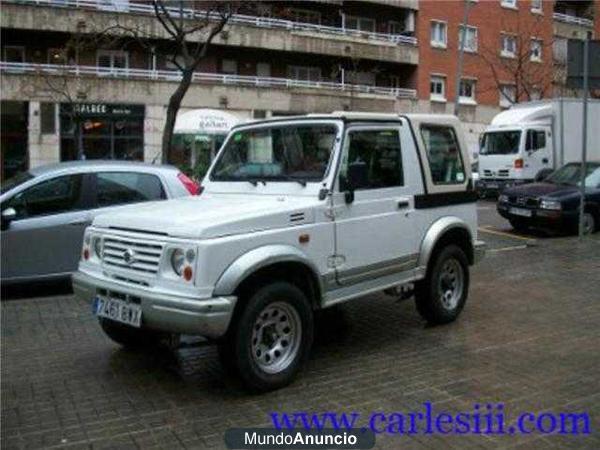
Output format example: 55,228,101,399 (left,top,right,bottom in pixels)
0,61,417,99
553,12,594,28
2,0,419,64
